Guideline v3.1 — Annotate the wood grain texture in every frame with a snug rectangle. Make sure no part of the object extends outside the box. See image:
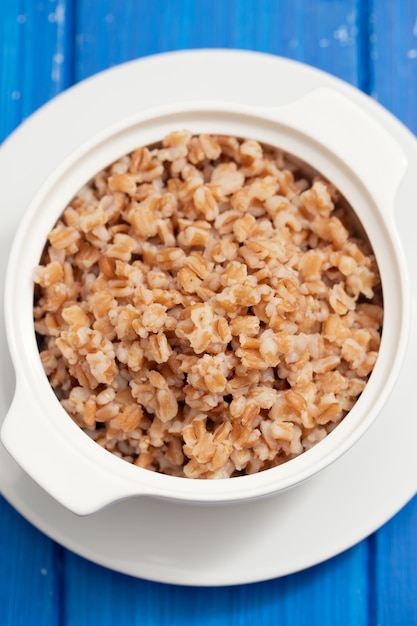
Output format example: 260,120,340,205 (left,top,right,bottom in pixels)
0,0,416,624
0,0,75,143
61,543,369,626
370,0,417,133
74,0,365,83
372,492,417,625
370,3,417,624
0,497,61,626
